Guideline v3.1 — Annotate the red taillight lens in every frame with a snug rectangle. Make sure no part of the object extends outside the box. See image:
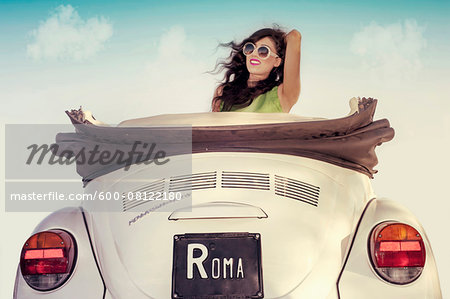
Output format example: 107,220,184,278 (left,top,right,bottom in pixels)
369,222,425,284
20,230,77,291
